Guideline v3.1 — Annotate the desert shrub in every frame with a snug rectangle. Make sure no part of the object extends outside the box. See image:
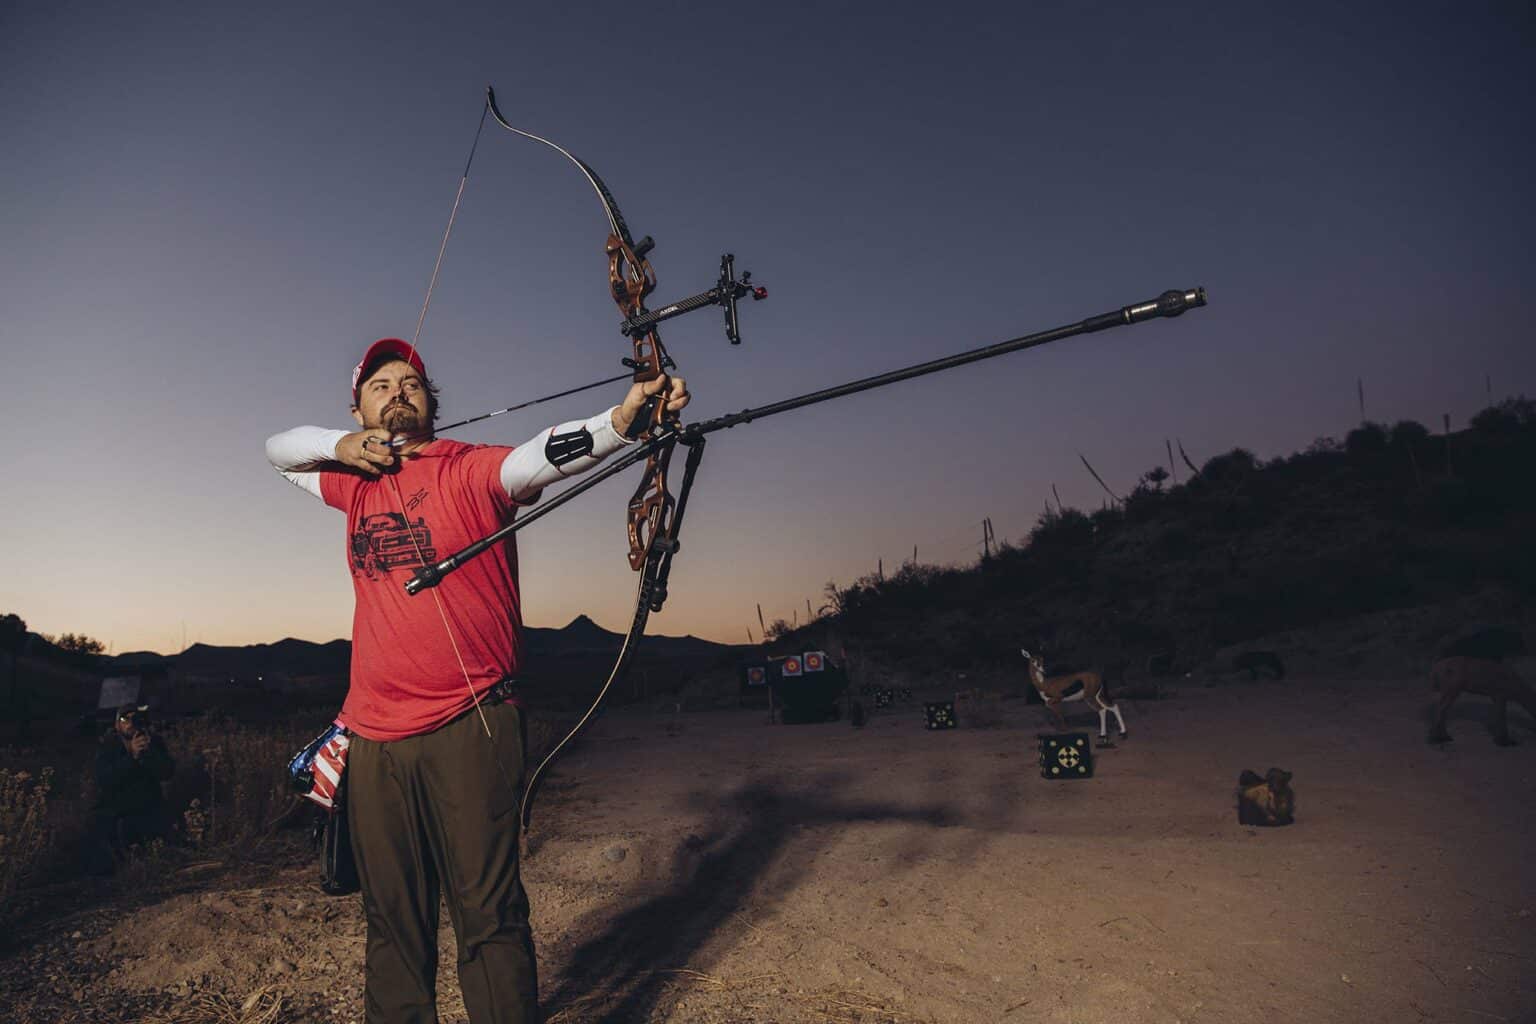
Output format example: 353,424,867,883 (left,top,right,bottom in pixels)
1027,507,1094,554
151,715,320,849
1148,521,1196,559
1389,419,1429,447
1086,502,1125,537
1200,448,1259,486
0,767,53,919
1422,478,1474,527
1470,398,1535,435
1218,495,1265,531
1471,405,1518,435
1344,421,1390,456
1123,484,1167,523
